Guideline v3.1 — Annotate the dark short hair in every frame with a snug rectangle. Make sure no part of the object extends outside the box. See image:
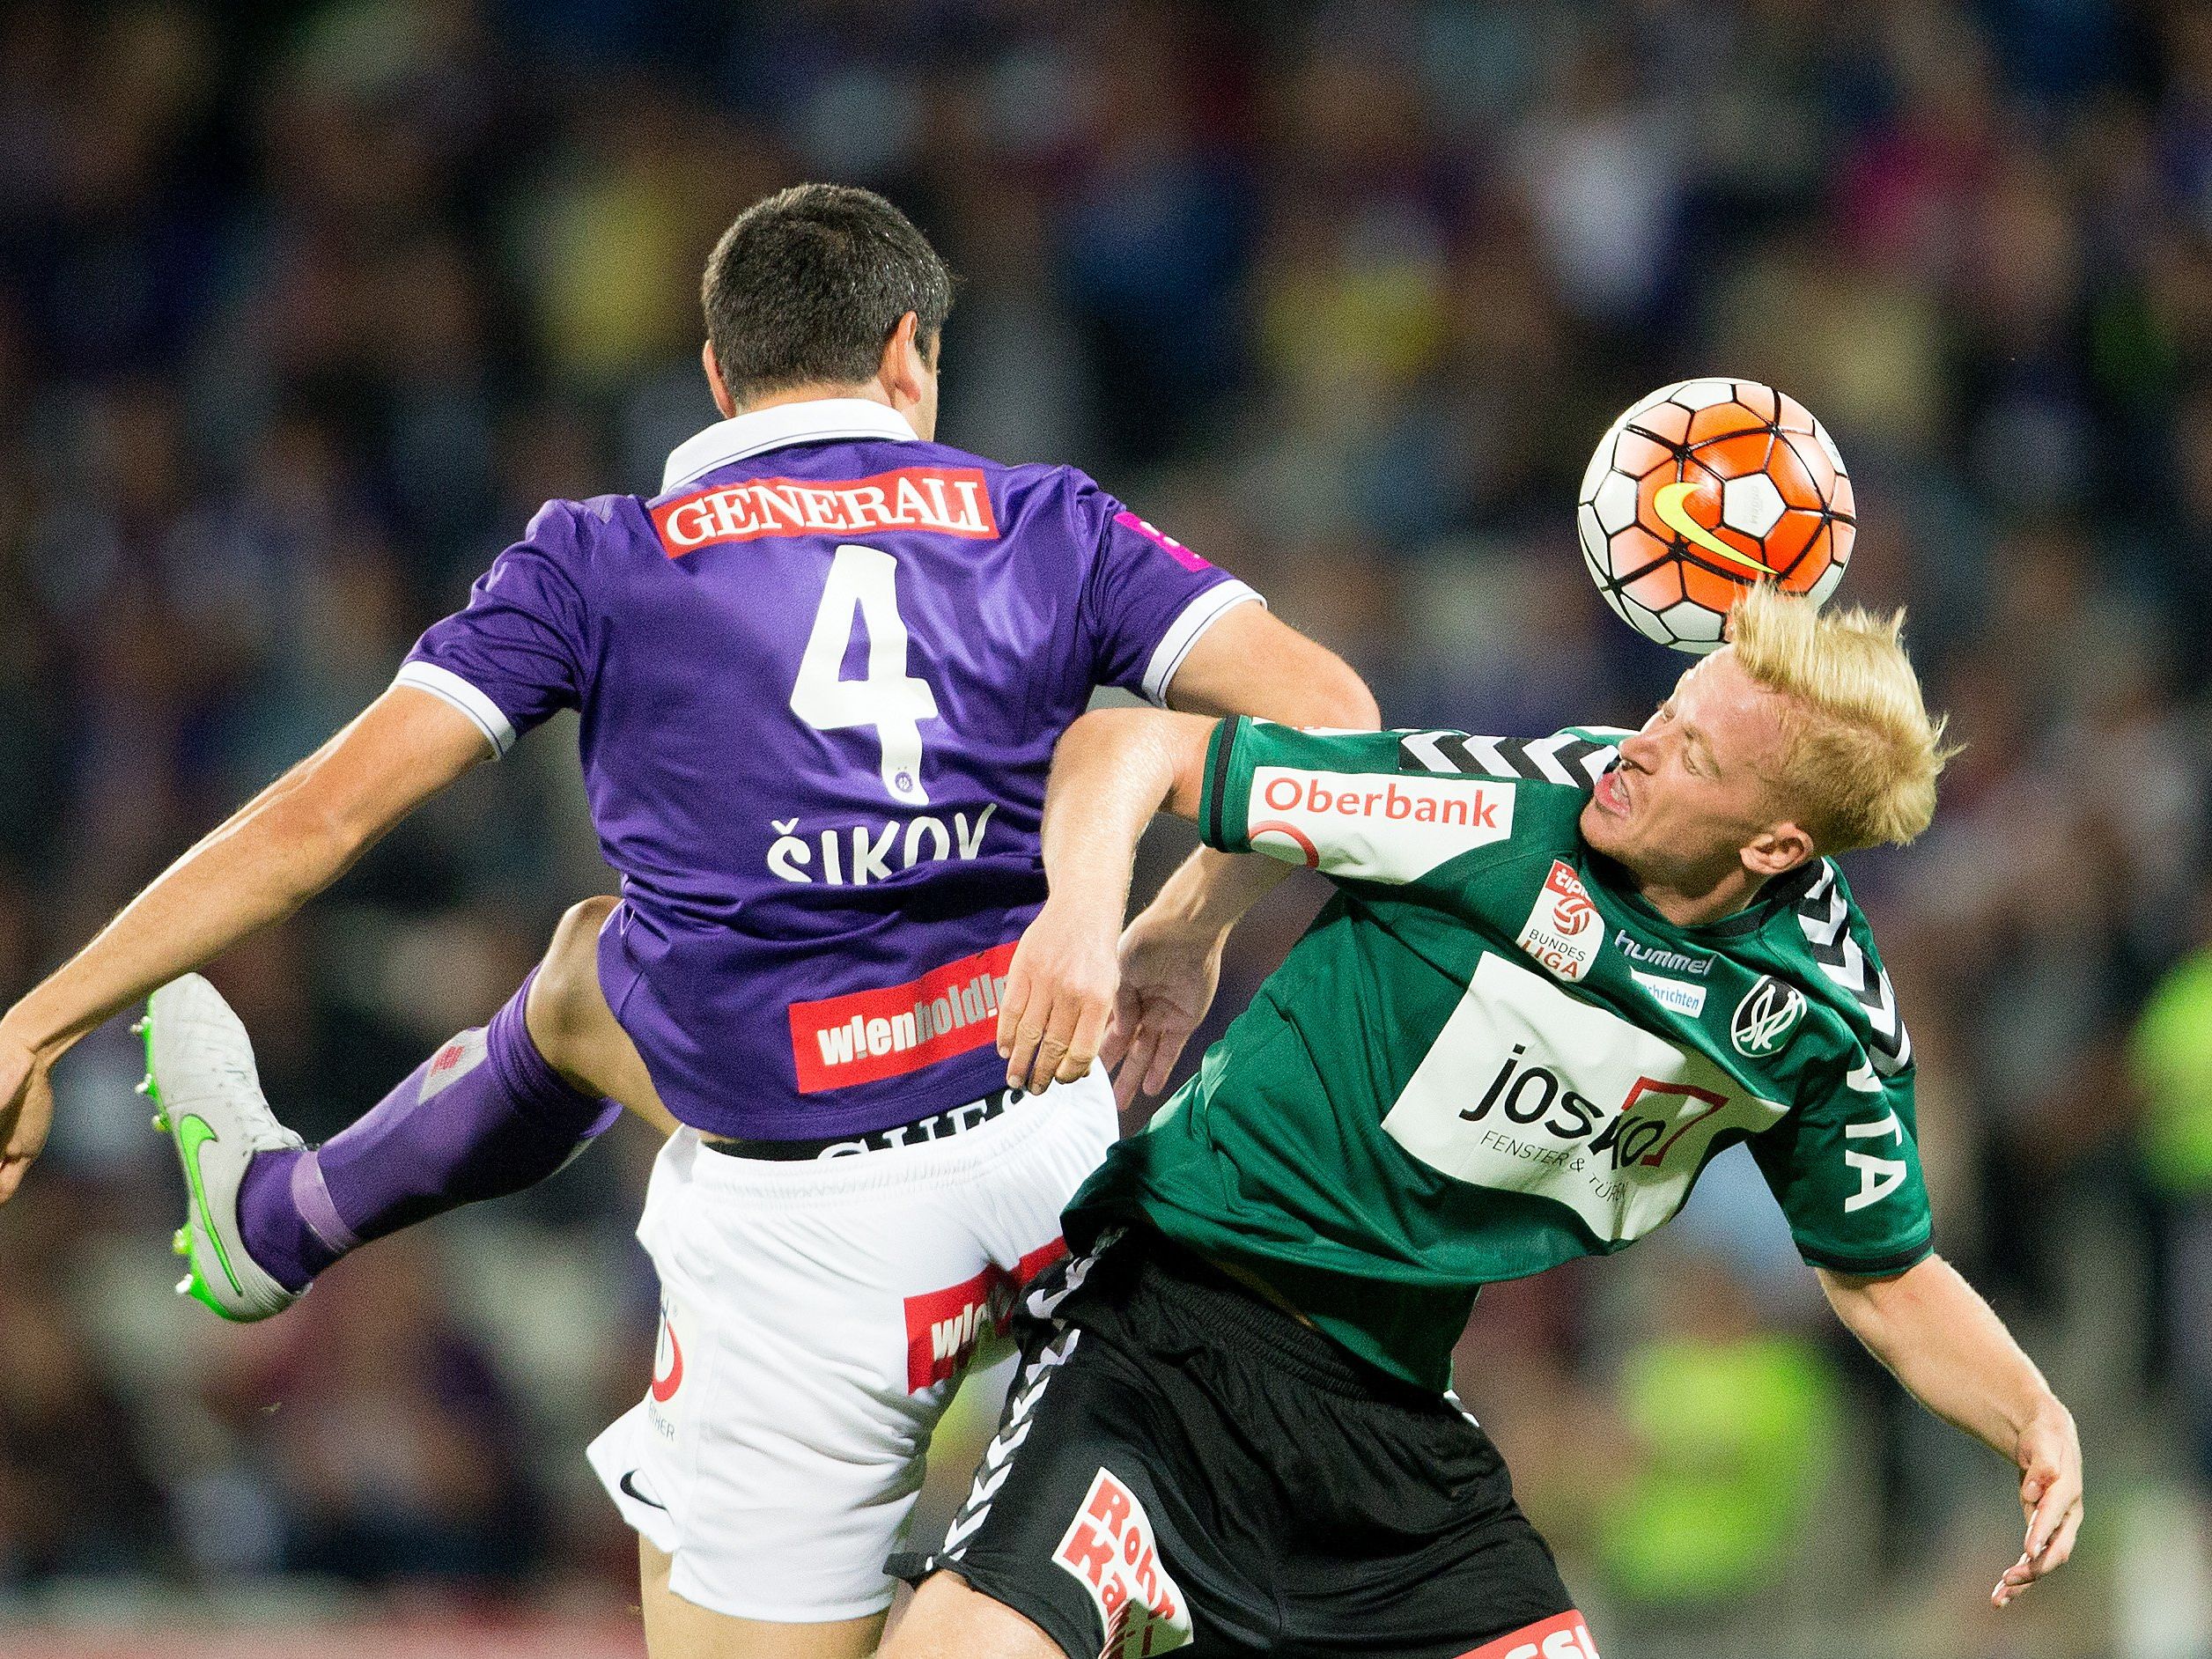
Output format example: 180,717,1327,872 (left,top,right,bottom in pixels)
701,184,955,402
